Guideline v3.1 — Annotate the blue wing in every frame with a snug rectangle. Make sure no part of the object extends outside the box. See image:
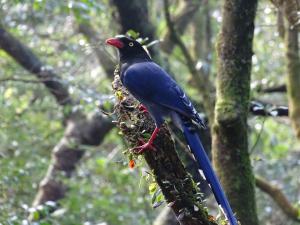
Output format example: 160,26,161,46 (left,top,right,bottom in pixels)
122,61,204,126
